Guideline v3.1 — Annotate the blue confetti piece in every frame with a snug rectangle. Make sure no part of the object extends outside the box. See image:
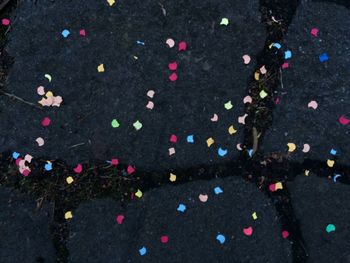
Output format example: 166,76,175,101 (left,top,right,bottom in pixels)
330,149,337,155
12,152,20,159
177,203,186,212
214,186,223,195
61,29,70,38
216,234,225,244
248,149,253,157
218,147,227,157
44,162,53,171
333,174,341,182
272,43,281,49
139,246,147,256
319,53,329,62
284,50,292,59
136,40,145,45
187,135,194,143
